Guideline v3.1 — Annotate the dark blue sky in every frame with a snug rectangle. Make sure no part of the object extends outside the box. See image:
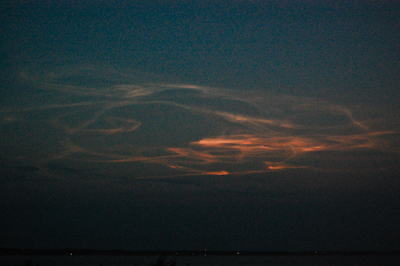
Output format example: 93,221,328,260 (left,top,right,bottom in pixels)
0,0,399,251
